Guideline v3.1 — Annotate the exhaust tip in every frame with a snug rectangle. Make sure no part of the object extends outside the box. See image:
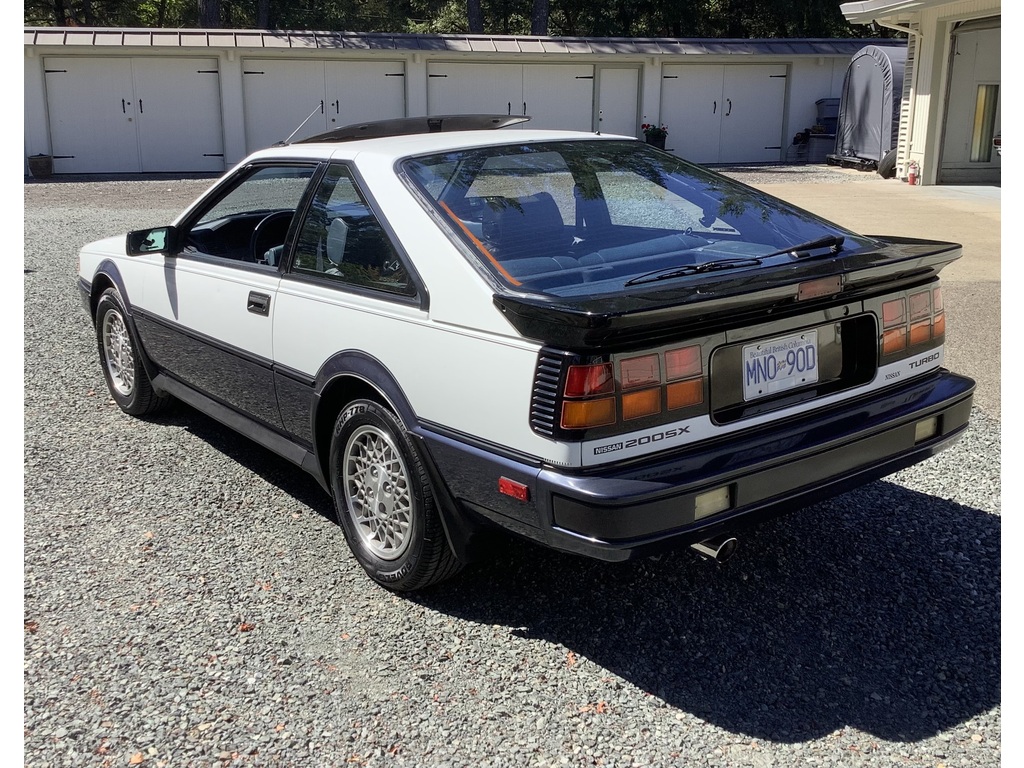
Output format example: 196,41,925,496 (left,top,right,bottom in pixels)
691,535,738,563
